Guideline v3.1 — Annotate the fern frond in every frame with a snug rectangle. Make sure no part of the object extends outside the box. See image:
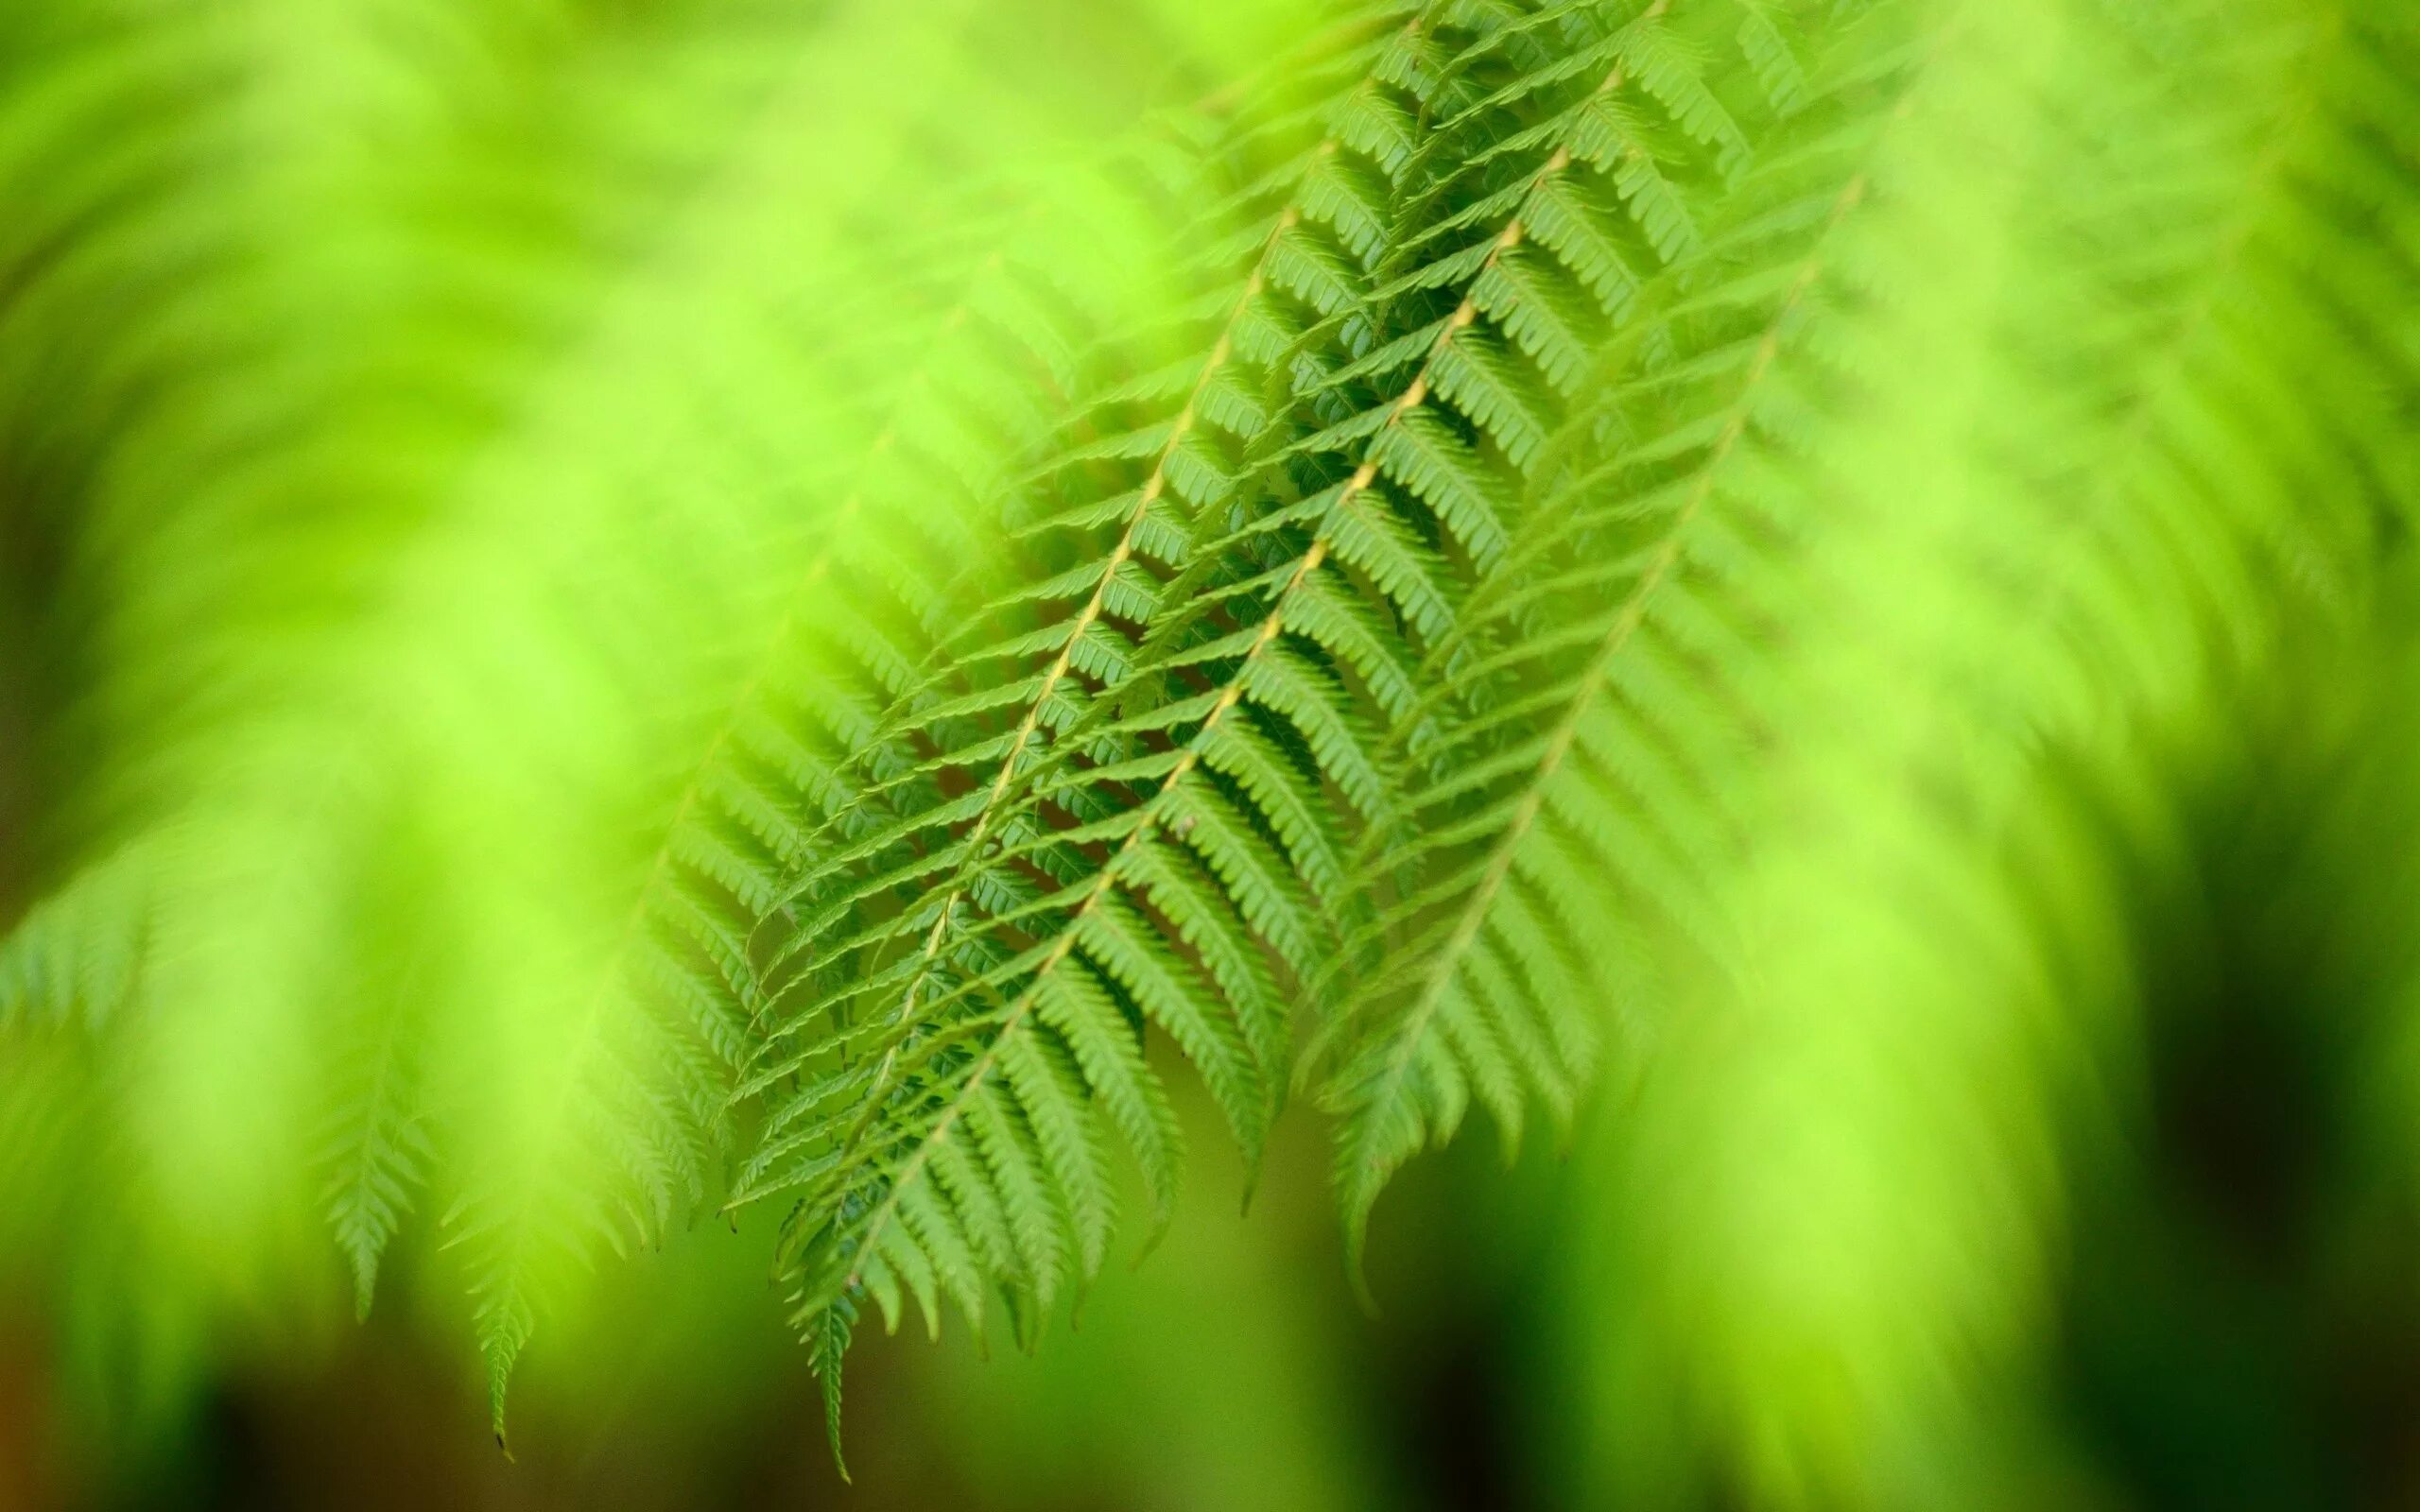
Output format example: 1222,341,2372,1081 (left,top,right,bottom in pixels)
4,0,2416,1484
1558,0,2420,1498
0,838,156,1033
732,11,1489,1367
1,0,1338,1444
739,0,1828,1397
1308,0,1888,1266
